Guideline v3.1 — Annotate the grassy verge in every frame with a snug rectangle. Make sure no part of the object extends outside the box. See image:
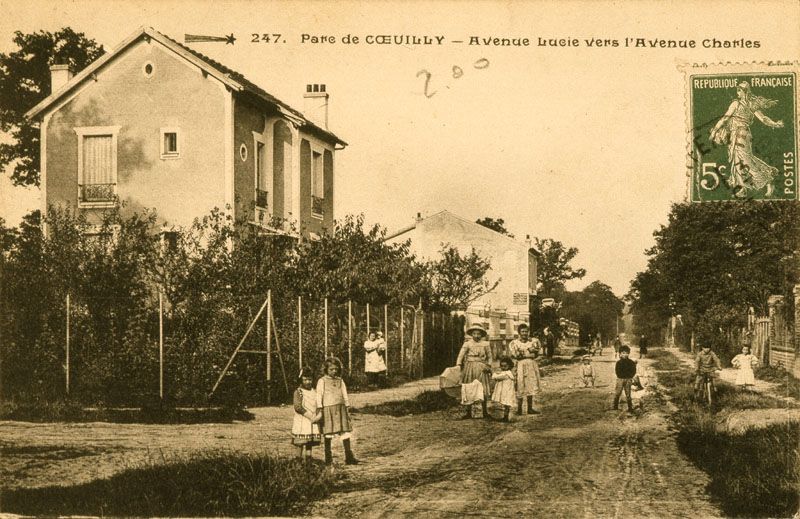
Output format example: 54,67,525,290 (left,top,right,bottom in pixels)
650,350,800,517
1,451,335,516
0,401,254,423
357,390,458,416
756,364,800,400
